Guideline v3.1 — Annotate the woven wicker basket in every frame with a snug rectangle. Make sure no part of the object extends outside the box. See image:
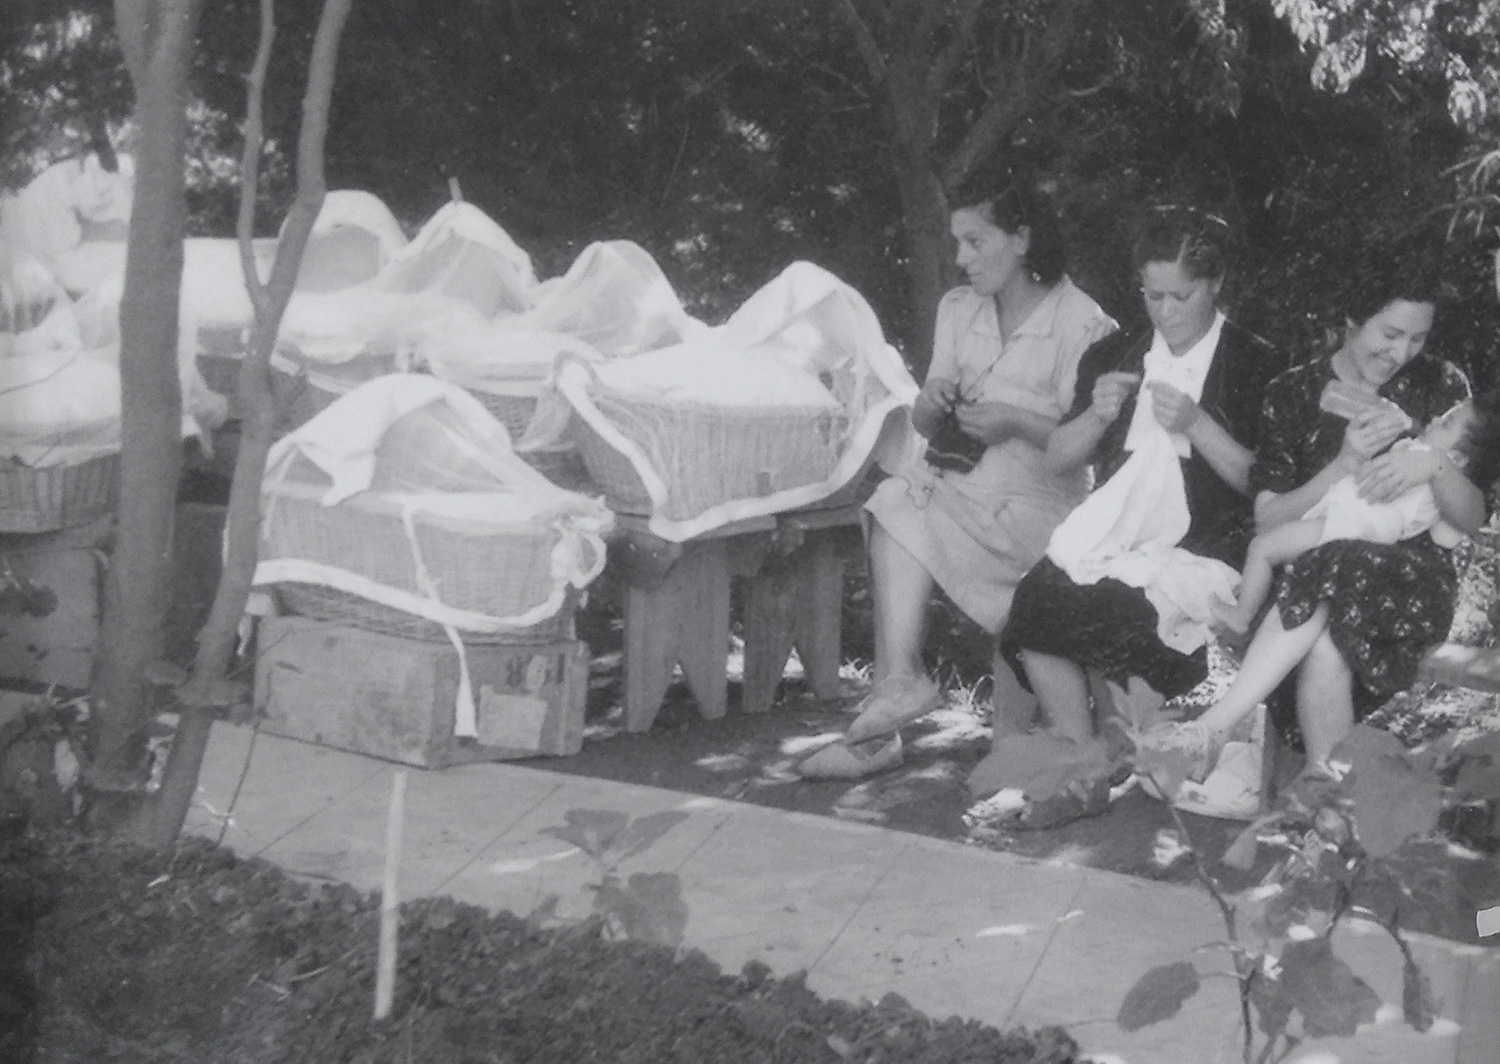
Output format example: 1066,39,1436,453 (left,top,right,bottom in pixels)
518,446,595,492
573,392,848,519
471,391,538,441
261,455,571,638
275,582,574,644
0,452,120,533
